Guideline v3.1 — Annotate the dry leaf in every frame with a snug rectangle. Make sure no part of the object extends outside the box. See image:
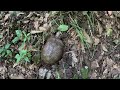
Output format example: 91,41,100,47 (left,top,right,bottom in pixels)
97,21,103,35
103,69,108,75
43,23,50,30
39,68,48,79
108,11,112,16
10,74,24,79
44,13,49,22
51,11,59,16
16,12,24,16
114,54,120,58
27,12,33,17
106,57,114,67
31,30,43,34
93,36,100,45
81,43,85,53
101,44,108,52
39,16,44,23
83,30,92,44
90,72,97,79
34,21,39,30
4,14,10,21
46,70,51,79
23,20,29,23
39,27,47,31
13,63,19,68
91,60,99,69
71,51,78,67
29,64,36,70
